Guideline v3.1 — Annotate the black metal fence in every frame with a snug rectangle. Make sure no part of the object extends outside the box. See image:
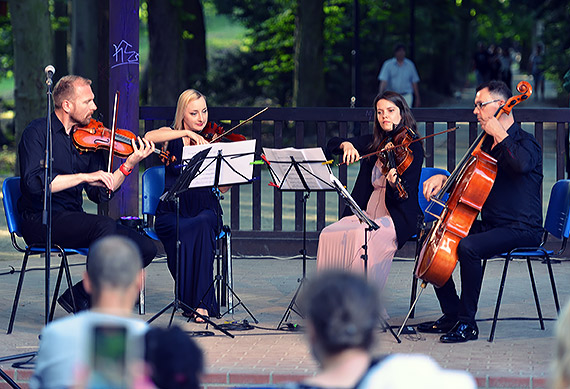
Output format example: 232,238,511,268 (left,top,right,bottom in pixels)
140,106,570,255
